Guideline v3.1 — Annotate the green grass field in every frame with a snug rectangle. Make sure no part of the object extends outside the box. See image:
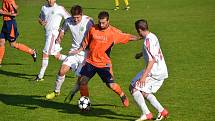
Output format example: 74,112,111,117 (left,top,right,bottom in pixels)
0,0,215,121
